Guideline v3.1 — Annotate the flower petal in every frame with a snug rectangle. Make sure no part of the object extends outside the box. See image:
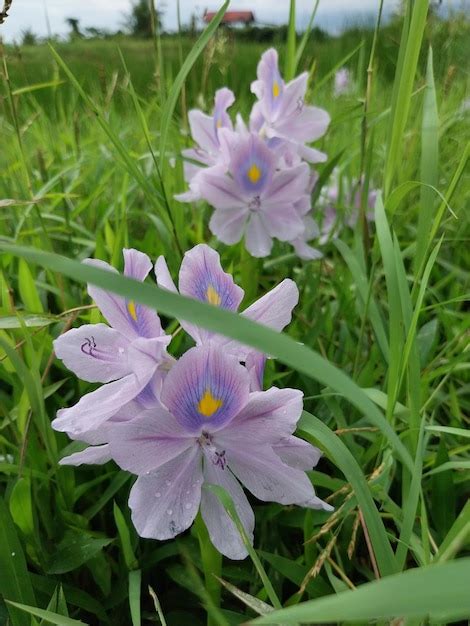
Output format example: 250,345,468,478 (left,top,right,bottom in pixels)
273,436,322,471
179,244,244,312
245,351,266,391
230,133,276,195
109,407,194,475
243,278,299,333
245,213,273,258
200,454,254,560
129,447,203,540
218,387,303,447
209,208,247,245
123,248,152,281
161,344,250,434
188,109,218,154
199,168,246,210
263,163,310,204
51,372,146,436
154,256,178,293
262,202,305,241
54,323,130,383
84,256,163,340
59,444,112,466
227,443,328,508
